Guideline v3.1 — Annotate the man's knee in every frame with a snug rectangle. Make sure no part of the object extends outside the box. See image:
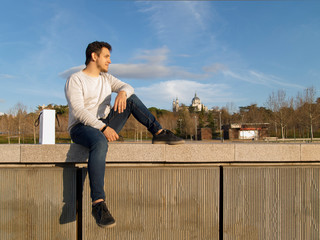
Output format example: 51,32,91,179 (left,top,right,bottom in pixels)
127,94,138,102
127,94,143,108
91,137,108,153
